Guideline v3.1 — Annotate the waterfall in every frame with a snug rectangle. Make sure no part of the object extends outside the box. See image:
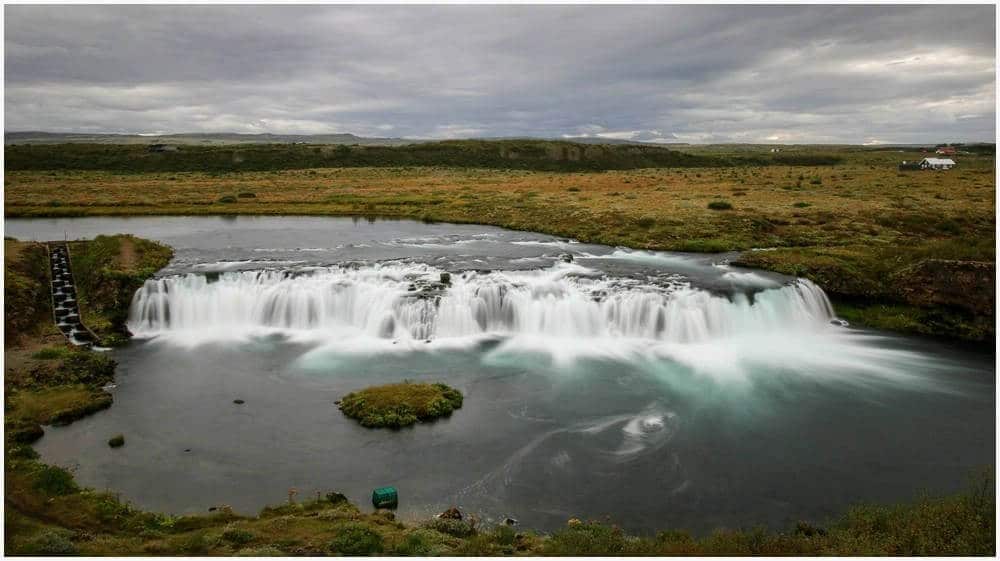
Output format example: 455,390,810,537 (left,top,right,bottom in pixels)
127,262,836,343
